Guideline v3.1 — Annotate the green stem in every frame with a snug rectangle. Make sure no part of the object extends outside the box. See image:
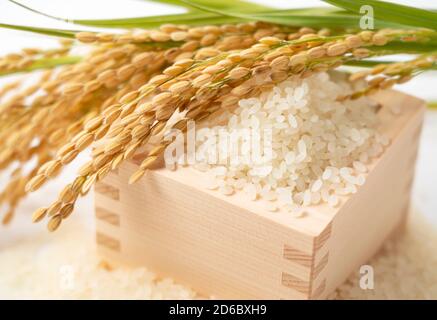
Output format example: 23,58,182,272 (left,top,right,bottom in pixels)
345,59,437,70
0,23,77,38
0,56,82,77
428,101,437,109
